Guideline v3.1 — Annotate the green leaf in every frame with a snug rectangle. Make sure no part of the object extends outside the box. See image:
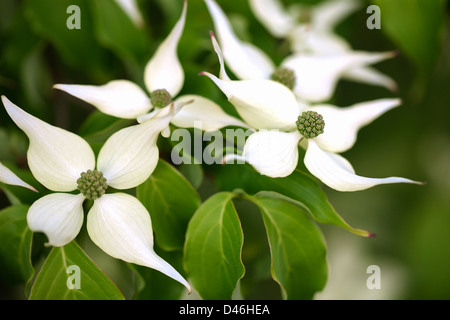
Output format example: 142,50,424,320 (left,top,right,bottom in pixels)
24,0,110,77
184,192,245,299
178,163,204,190
0,204,34,286
249,192,328,300
90,0,151,66
137,159,201,251
371,0,446,75
21,43,53,115
214,164,370,237
29,241,125,300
